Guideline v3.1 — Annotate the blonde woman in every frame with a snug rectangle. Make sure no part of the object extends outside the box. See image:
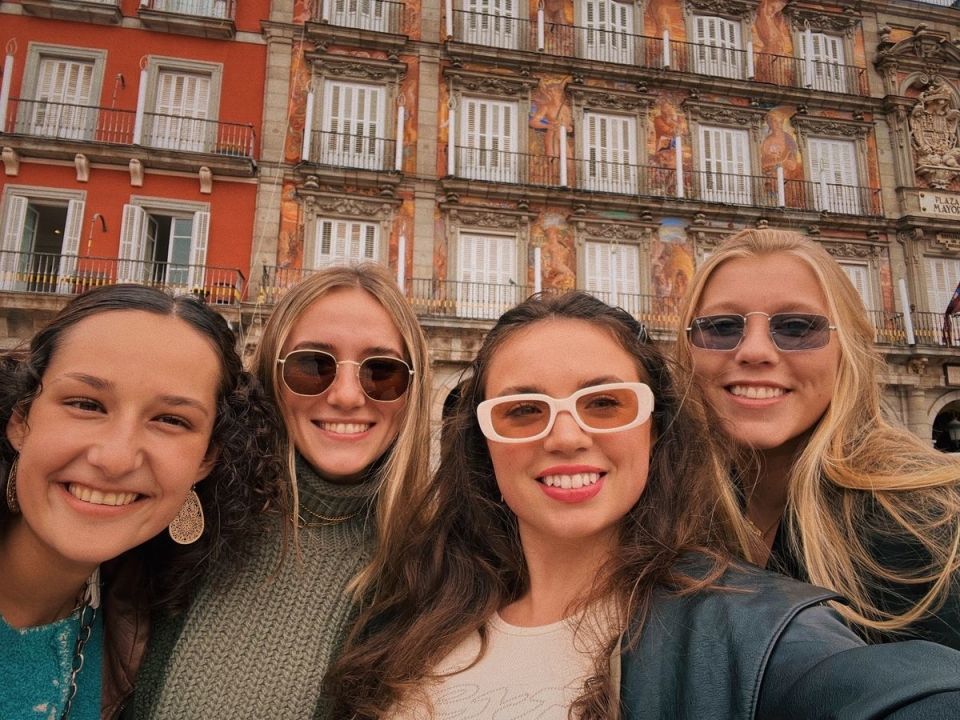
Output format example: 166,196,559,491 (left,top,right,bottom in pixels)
132,264,433,718
676,228,960,648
